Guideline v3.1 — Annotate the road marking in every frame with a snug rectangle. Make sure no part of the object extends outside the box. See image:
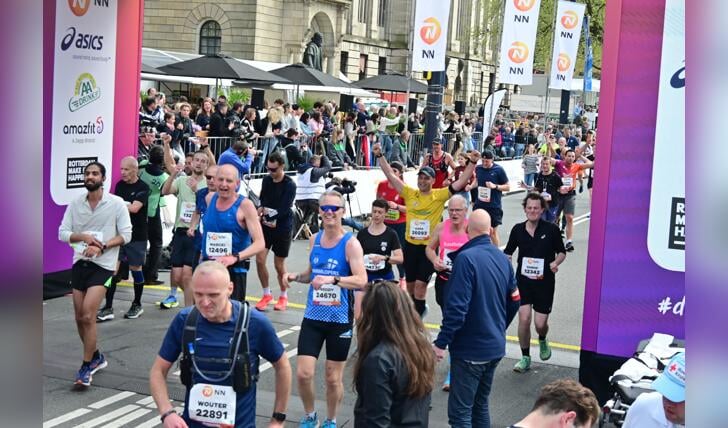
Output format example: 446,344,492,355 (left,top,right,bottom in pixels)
75,404,139,428
276,328,296,338
101,407,153,428
135,395,155,406
259,348,298,373
423,321,580,350
43,408,92,428
135,407,183,428
88,391,137,409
